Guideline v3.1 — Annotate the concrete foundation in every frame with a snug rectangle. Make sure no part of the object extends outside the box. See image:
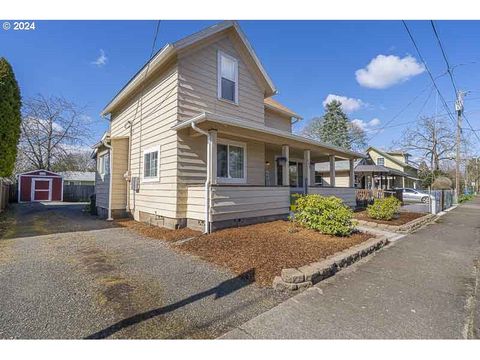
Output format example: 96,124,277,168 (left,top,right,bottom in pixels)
96,206,129,219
